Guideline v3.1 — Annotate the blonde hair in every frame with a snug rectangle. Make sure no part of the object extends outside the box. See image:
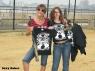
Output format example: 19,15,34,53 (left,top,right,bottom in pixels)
36,4,46,14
